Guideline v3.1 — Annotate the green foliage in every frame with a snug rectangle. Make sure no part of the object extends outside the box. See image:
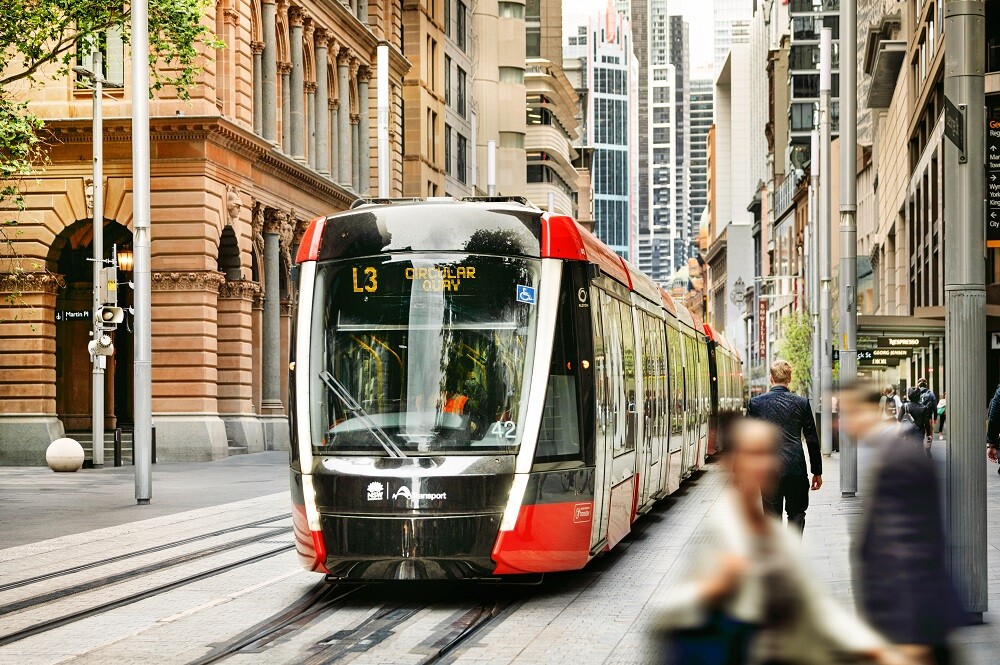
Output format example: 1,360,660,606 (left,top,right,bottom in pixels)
776,311,813,395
